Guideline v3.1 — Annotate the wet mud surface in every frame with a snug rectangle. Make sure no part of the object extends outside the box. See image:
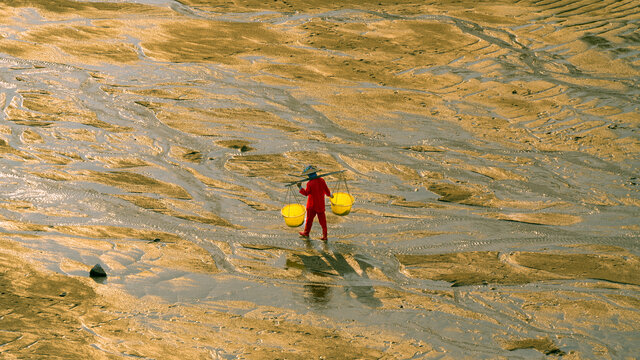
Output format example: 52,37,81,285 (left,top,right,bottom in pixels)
0,0,639,358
